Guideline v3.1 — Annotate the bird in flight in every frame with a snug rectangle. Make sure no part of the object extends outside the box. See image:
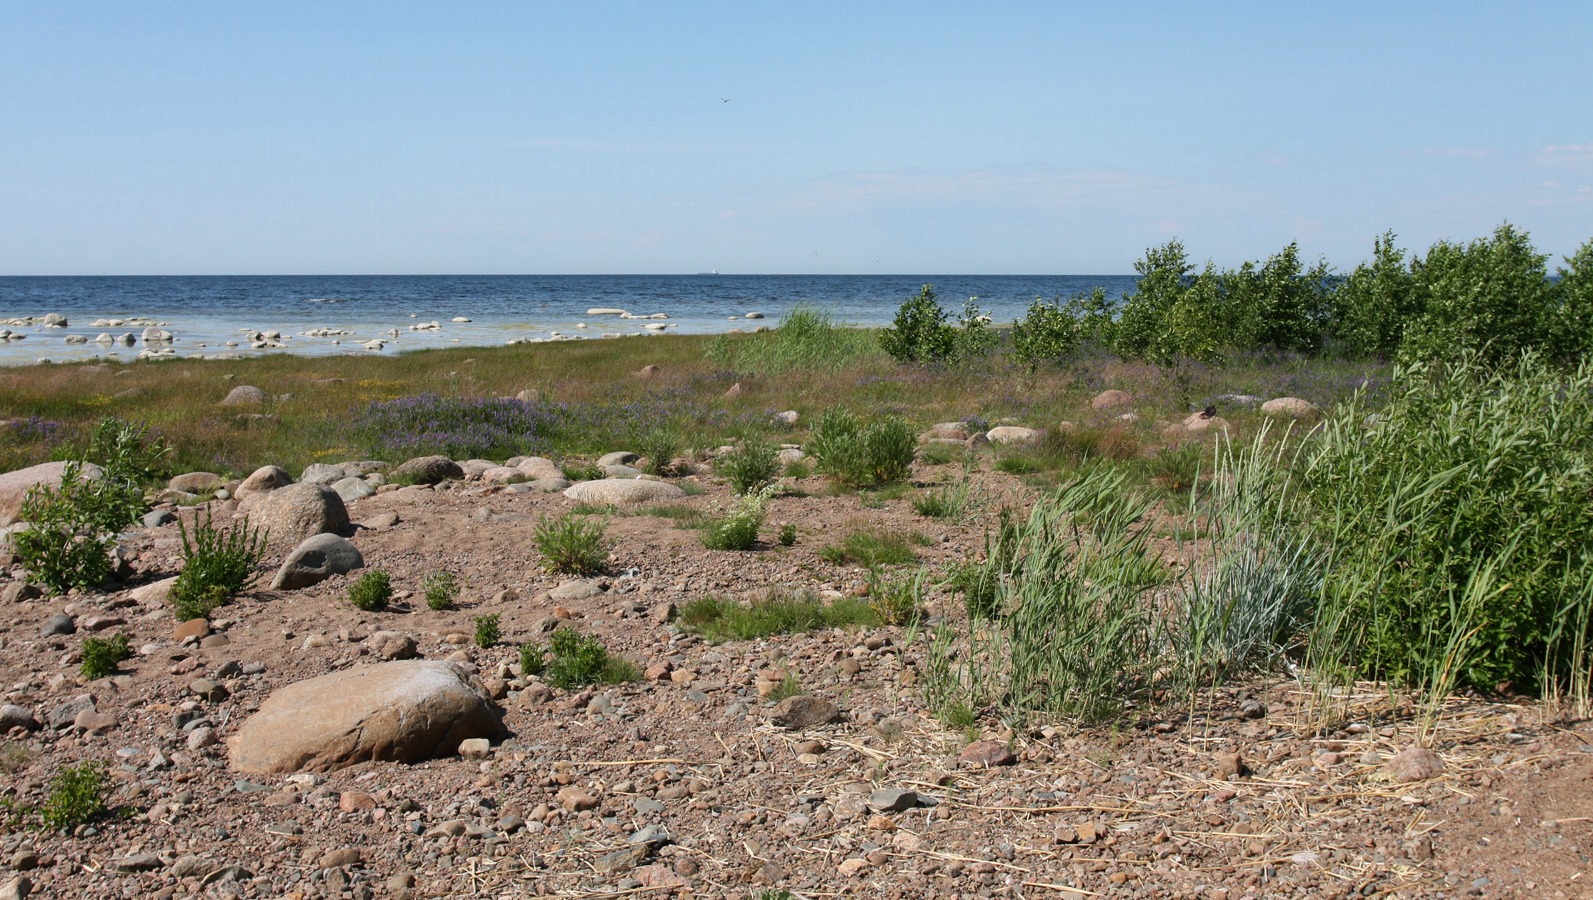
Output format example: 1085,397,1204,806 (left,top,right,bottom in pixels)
720,97,731,103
